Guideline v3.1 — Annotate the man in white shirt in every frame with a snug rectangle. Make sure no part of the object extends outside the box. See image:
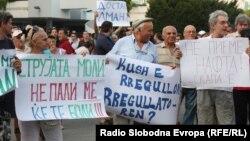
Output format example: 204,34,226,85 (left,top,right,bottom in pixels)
197,10,234,124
